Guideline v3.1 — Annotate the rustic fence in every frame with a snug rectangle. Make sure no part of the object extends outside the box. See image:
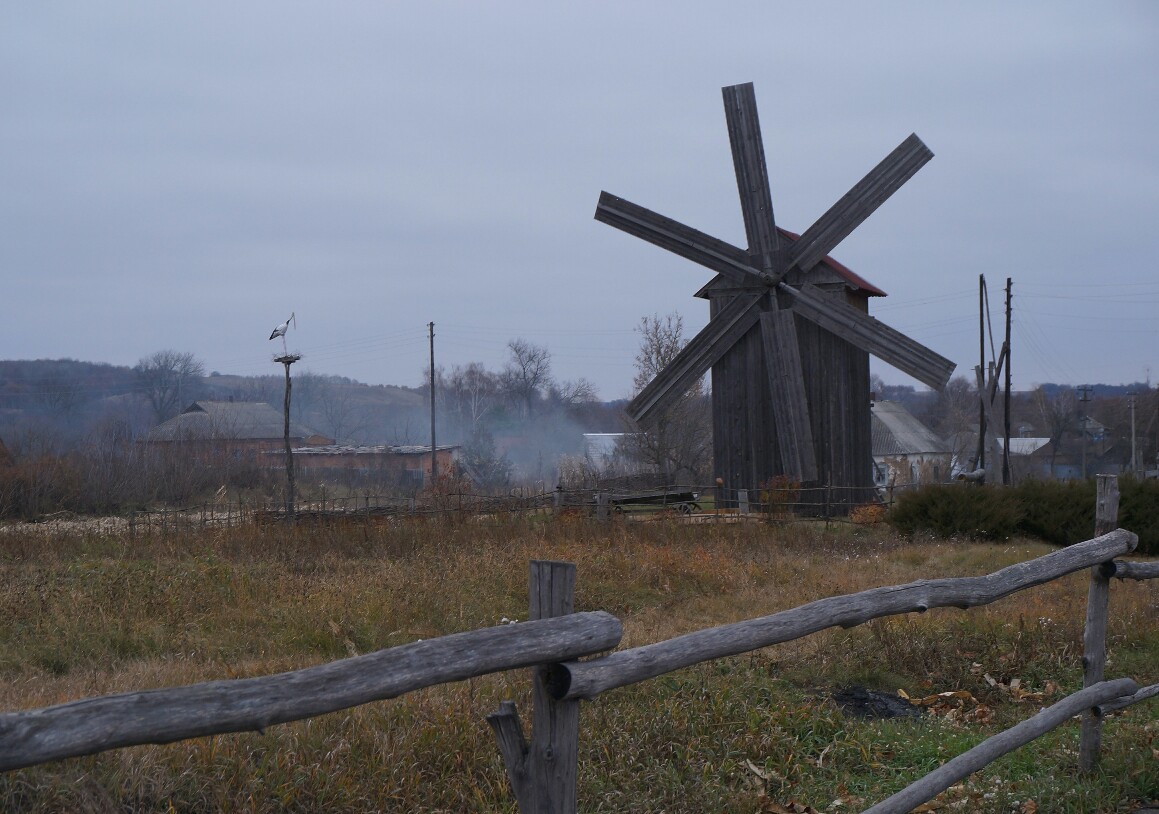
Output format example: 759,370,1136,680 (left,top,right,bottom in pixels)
3,475,1156,813
119,481,891,533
